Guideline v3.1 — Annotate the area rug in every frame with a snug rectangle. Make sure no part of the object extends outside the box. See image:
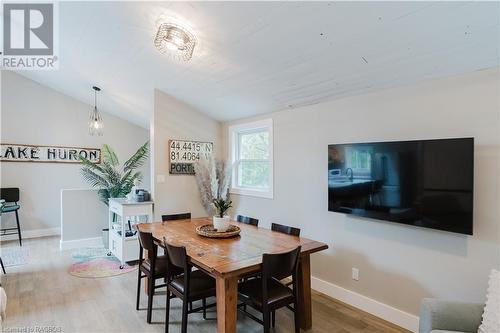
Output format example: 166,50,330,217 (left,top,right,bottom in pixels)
1,246,30,267
68,247,136,278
